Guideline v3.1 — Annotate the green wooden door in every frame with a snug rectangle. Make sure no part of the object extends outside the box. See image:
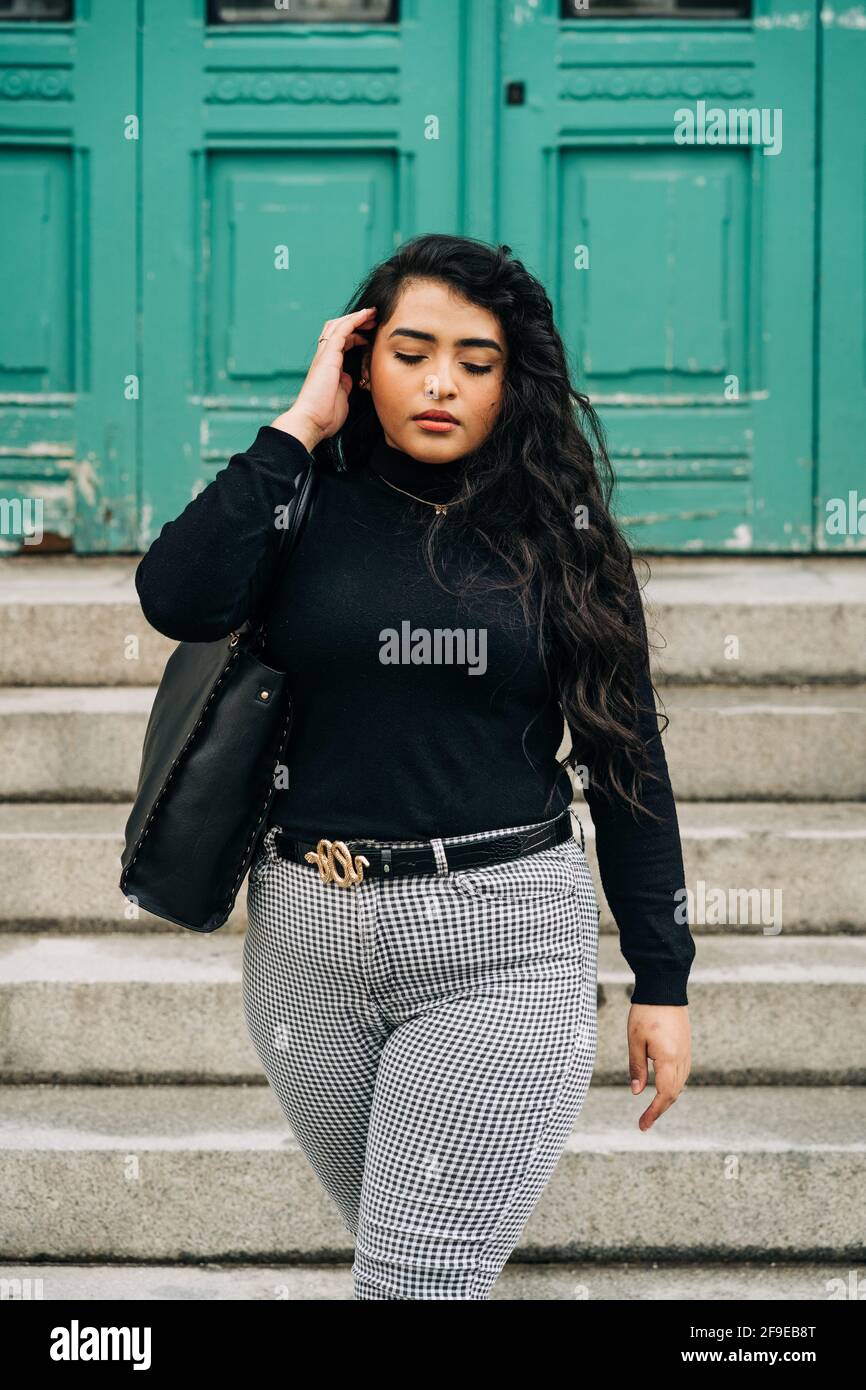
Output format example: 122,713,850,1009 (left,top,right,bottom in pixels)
139,0,474,543
0,1,836,555
816,7,866,552
0,0,138,552
499,0,818,551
